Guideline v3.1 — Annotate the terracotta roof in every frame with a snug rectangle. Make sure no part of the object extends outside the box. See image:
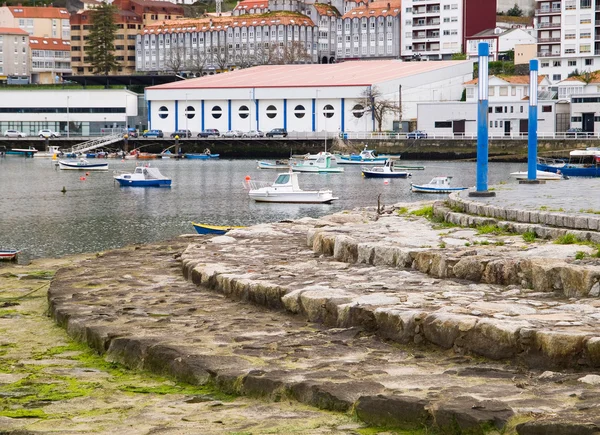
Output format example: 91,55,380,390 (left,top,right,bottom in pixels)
143,11,315,33
234,0,268,11
464,75,547,85
148,60,470,90
314,3,341,16
6,6,69,19
342,0,401,19
29,37,71,50
0,26,29,35
562,71,600,83
496,15,533,25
